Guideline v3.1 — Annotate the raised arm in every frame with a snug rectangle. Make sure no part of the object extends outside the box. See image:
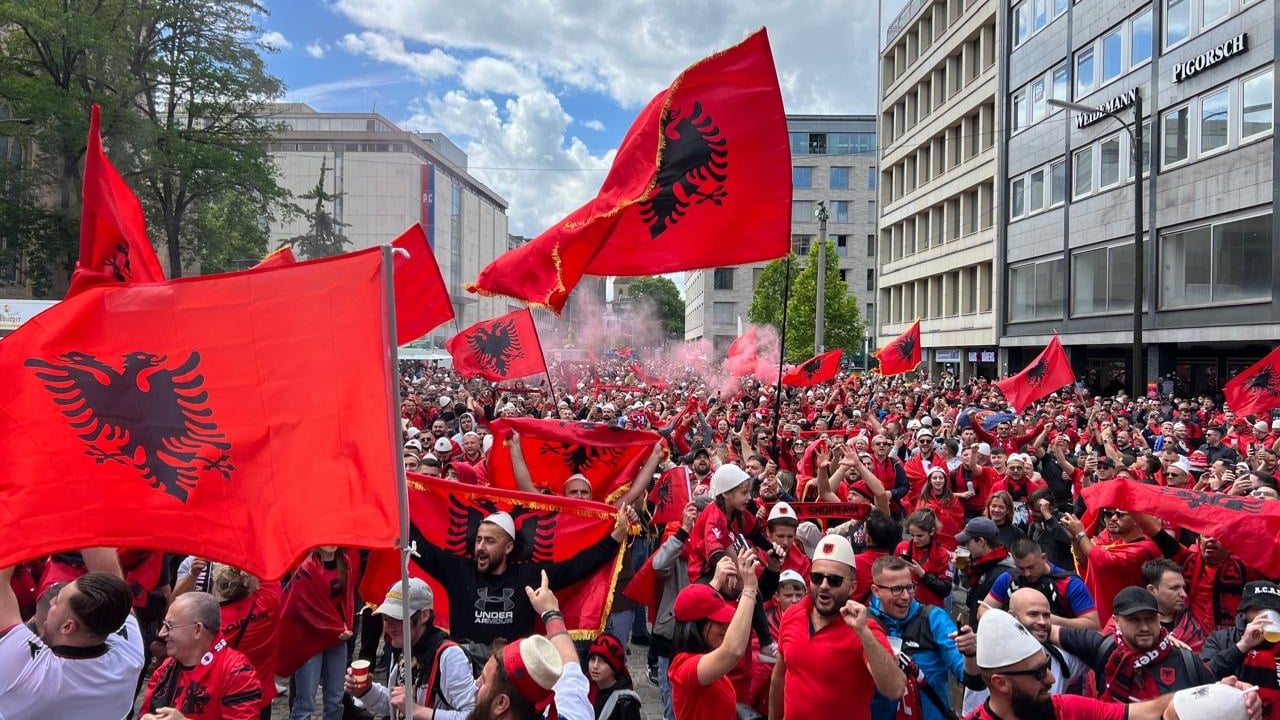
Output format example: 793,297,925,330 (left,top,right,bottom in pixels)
613,442,663,507
696,550,760,686
507,429,536,493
